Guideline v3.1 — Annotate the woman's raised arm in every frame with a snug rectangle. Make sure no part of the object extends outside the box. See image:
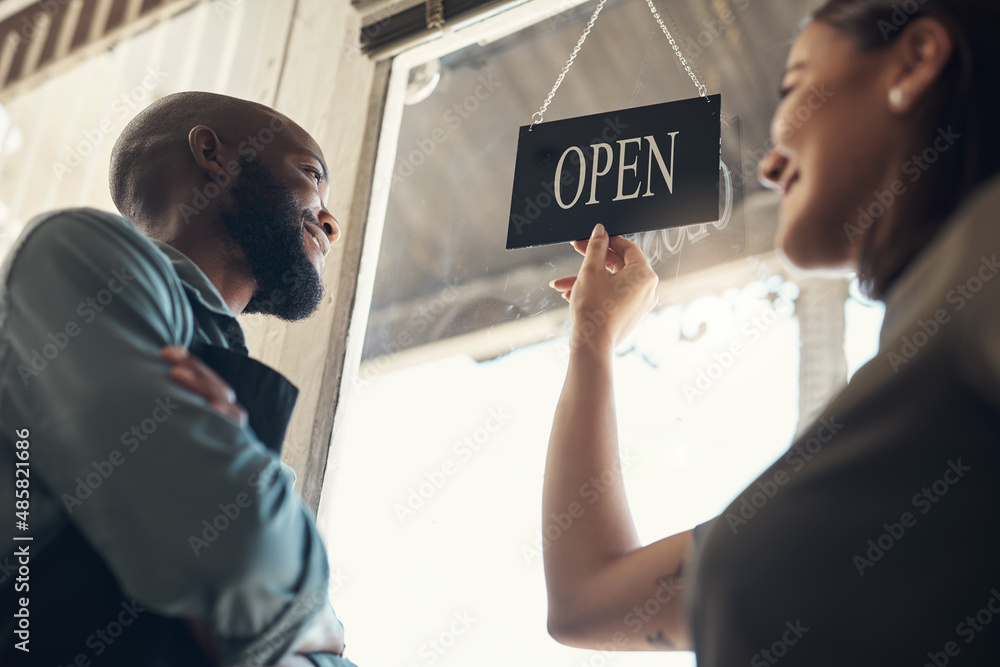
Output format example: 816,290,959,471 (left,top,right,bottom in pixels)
545,225,695,651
